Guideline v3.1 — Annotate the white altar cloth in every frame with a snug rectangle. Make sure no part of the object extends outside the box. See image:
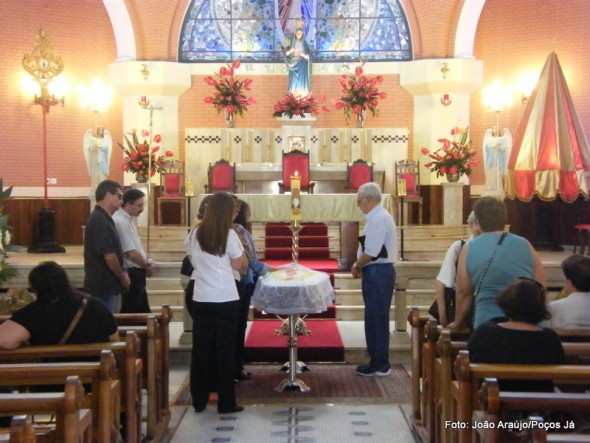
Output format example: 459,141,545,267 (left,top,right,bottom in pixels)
252,263,334,315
